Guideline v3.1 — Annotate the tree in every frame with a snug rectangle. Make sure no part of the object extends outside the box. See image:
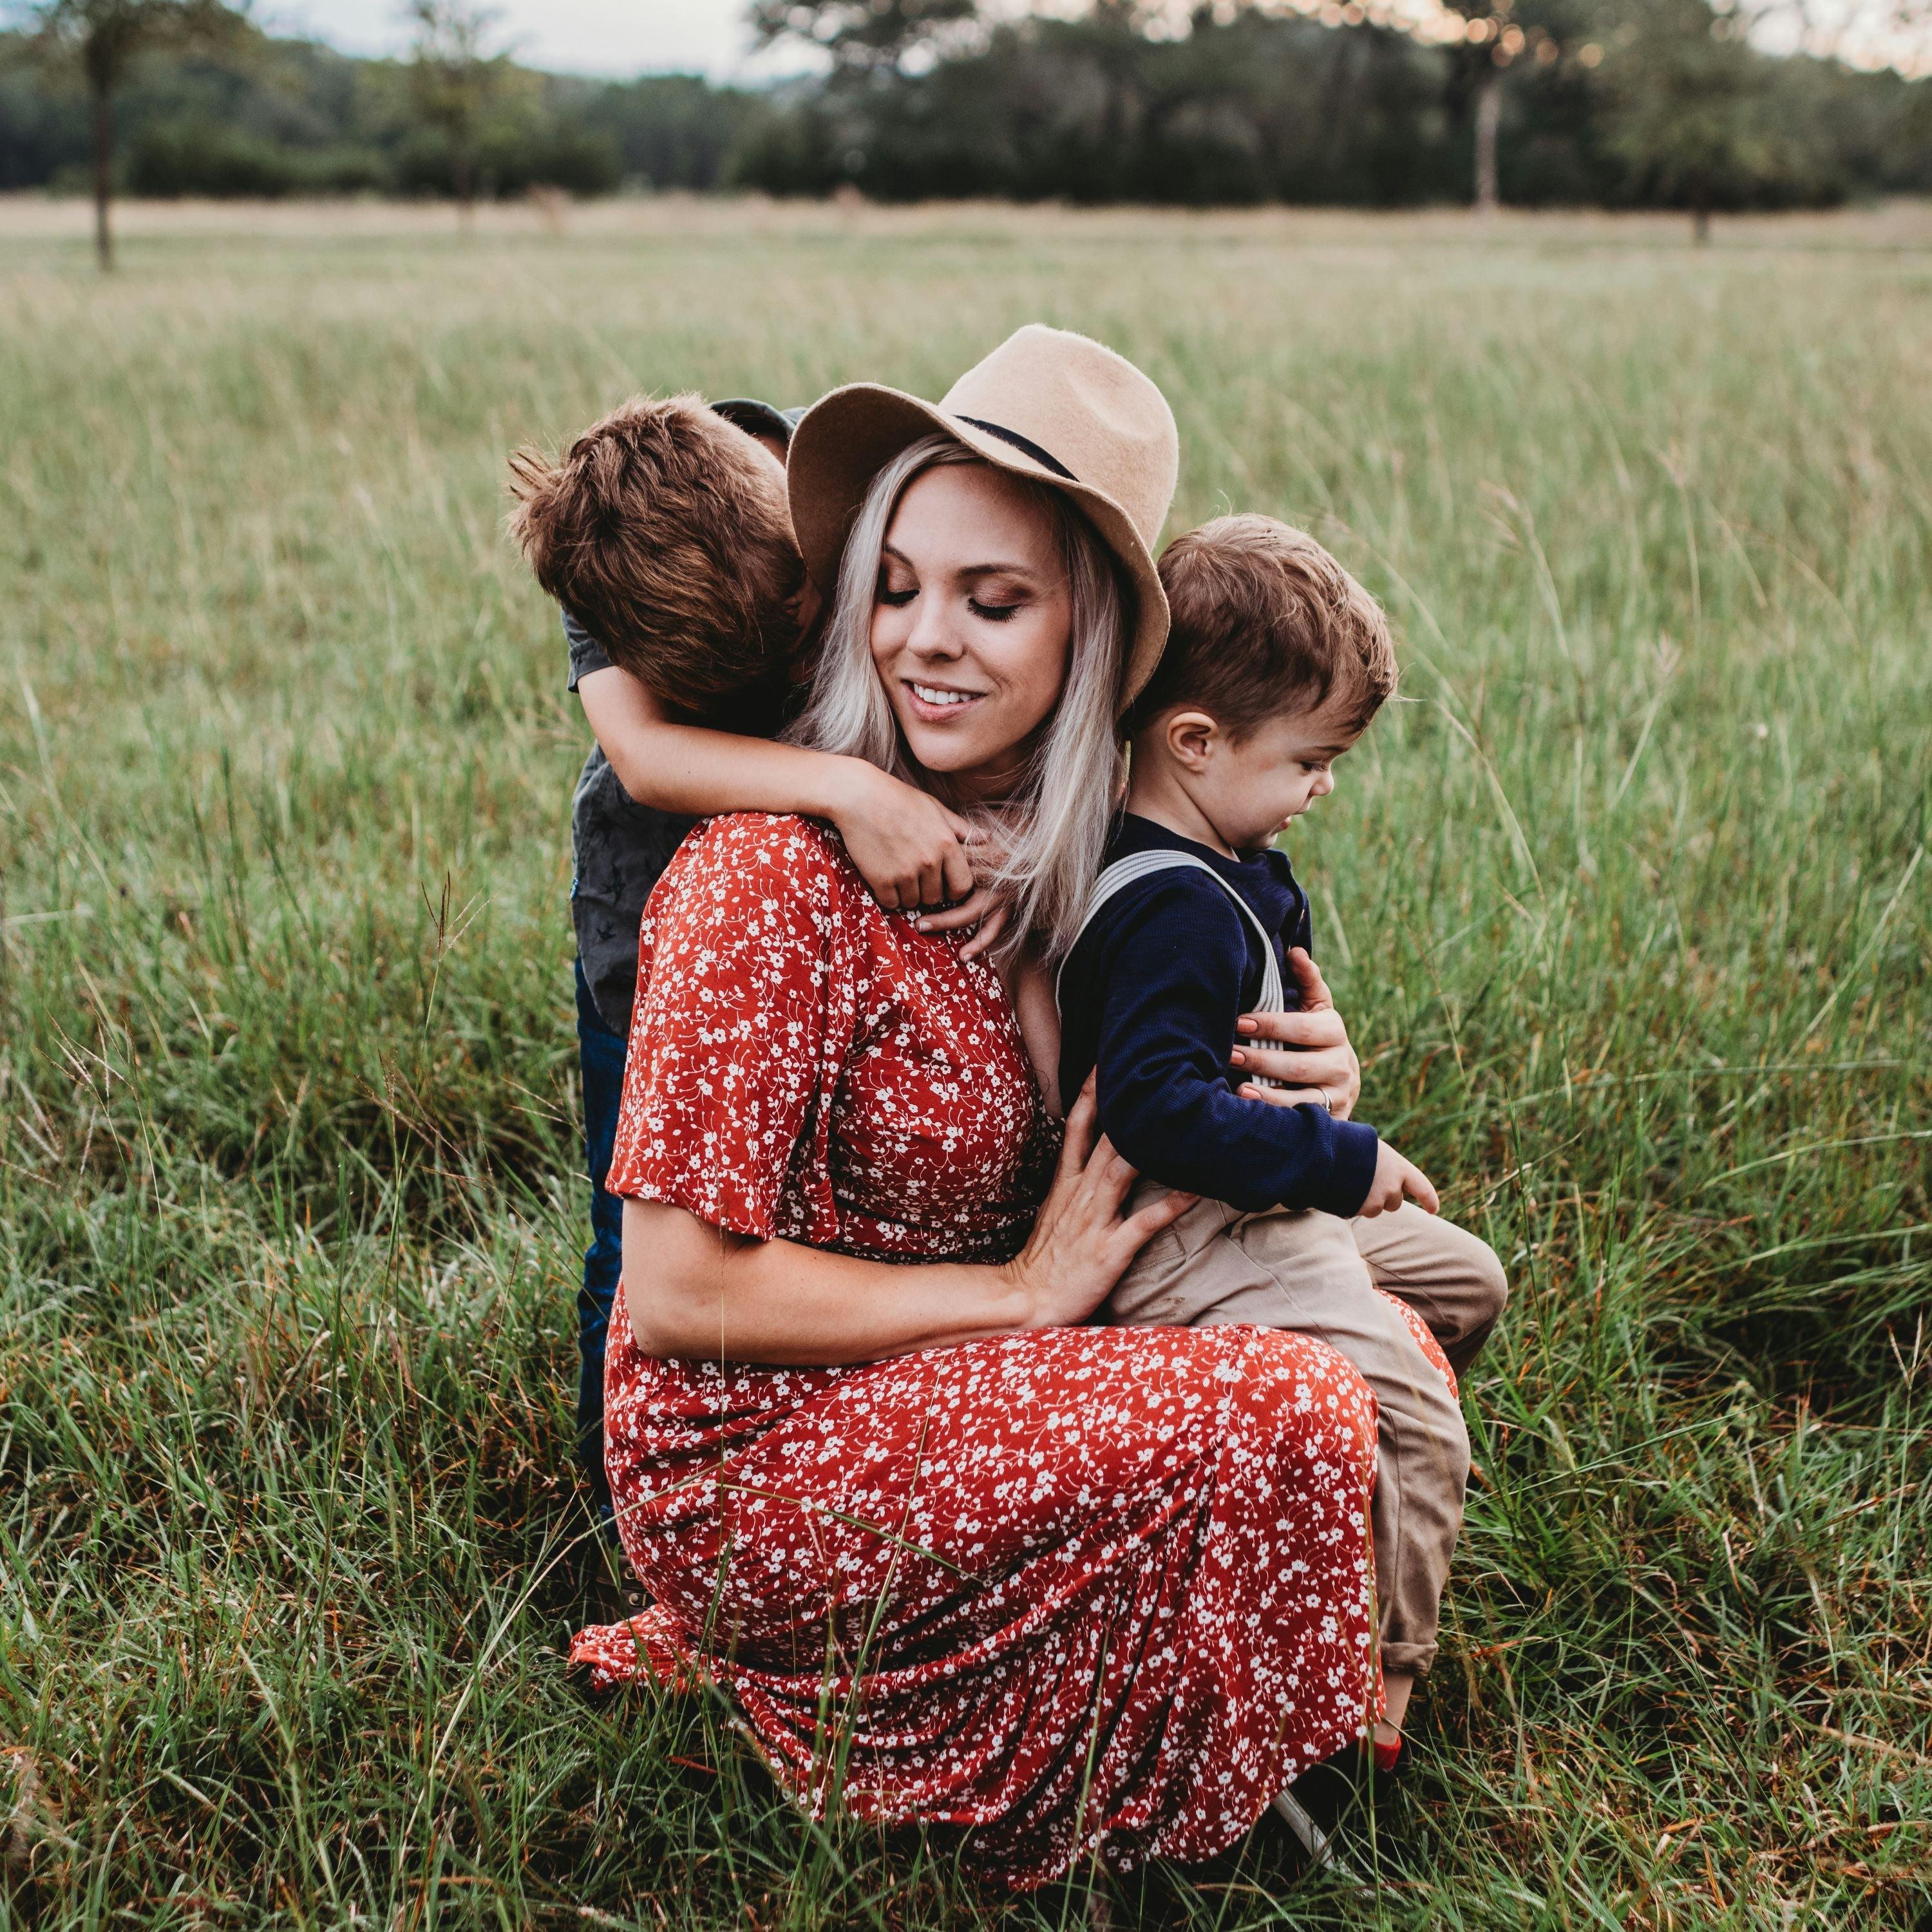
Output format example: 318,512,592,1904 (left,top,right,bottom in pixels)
750,0,983,77
1438,0,1586,214
1598,0,1792,239
748,0,985,193
404,0,507,222
13,0,245,269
